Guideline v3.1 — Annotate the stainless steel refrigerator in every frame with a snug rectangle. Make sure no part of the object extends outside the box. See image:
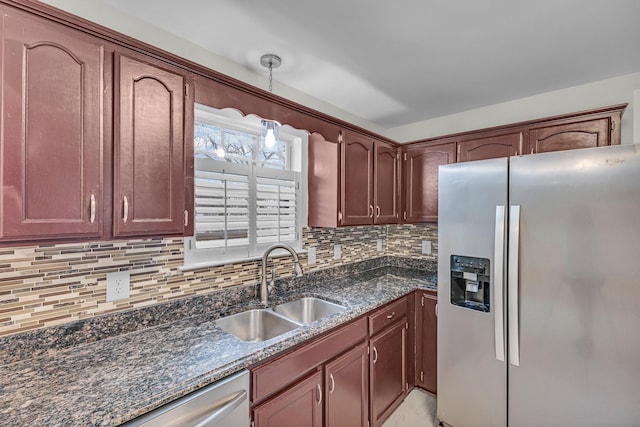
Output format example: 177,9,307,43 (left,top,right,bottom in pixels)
437,144,640,427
